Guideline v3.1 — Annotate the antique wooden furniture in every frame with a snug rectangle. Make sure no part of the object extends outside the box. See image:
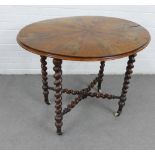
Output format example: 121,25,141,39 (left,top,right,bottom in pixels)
17,16,150,135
